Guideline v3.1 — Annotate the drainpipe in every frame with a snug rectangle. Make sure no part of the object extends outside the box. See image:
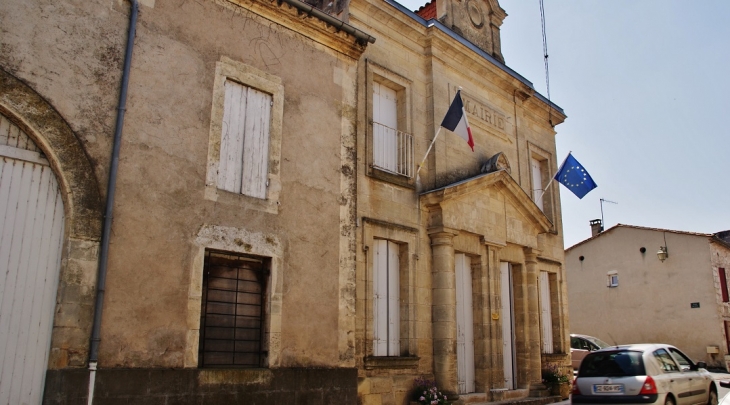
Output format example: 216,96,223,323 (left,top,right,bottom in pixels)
87,1,138,404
